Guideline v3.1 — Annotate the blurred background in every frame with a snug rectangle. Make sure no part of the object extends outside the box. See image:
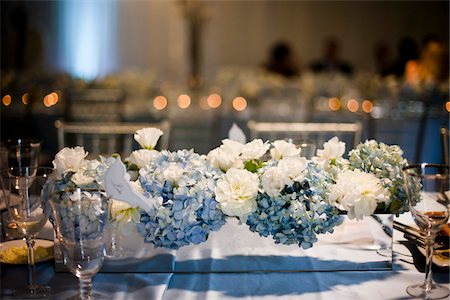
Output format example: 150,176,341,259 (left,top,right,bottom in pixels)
1,0,449,165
